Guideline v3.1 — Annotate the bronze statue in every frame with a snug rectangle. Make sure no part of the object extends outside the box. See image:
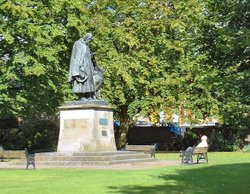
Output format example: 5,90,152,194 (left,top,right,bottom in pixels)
68,33,104,100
